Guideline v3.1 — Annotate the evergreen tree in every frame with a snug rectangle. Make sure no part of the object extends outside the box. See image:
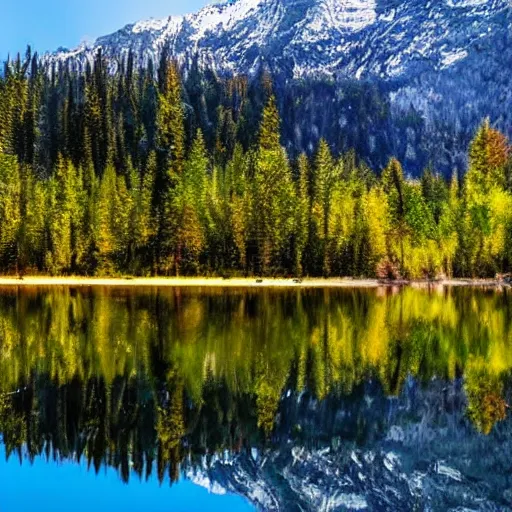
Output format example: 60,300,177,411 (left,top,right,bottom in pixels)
312,139,341,276
382,157,407,272
155,60,186,272
167,129,209,275
157,60,185,173
95,163,119,272
421,167,448,224
252,96,295,274
19,167,46,271
227,144,250,271
295,153,310,276
46,156,77,273
131,152,157,274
